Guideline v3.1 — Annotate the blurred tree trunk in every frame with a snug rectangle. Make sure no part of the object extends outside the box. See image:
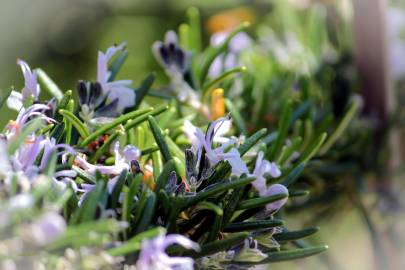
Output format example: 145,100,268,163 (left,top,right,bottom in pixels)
352,0,403,269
